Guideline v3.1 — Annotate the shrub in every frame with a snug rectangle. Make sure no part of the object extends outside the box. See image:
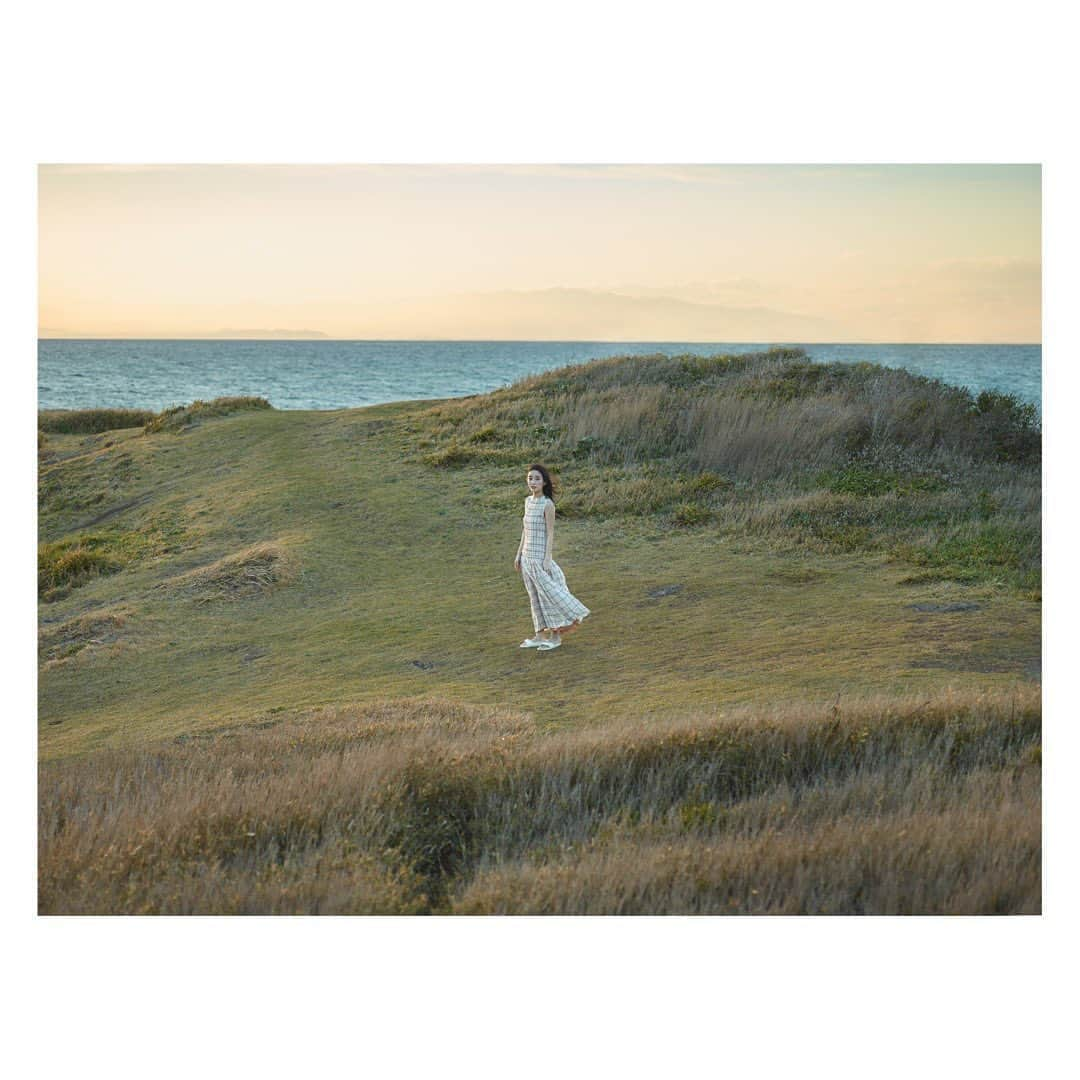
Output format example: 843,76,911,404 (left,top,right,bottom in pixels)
466,425,499,444
686,471,729,496
899,522,1039,587
828,466,897,497
672,502,711,526
38,408,156,434
972,390,1041,465
38,537,120,597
